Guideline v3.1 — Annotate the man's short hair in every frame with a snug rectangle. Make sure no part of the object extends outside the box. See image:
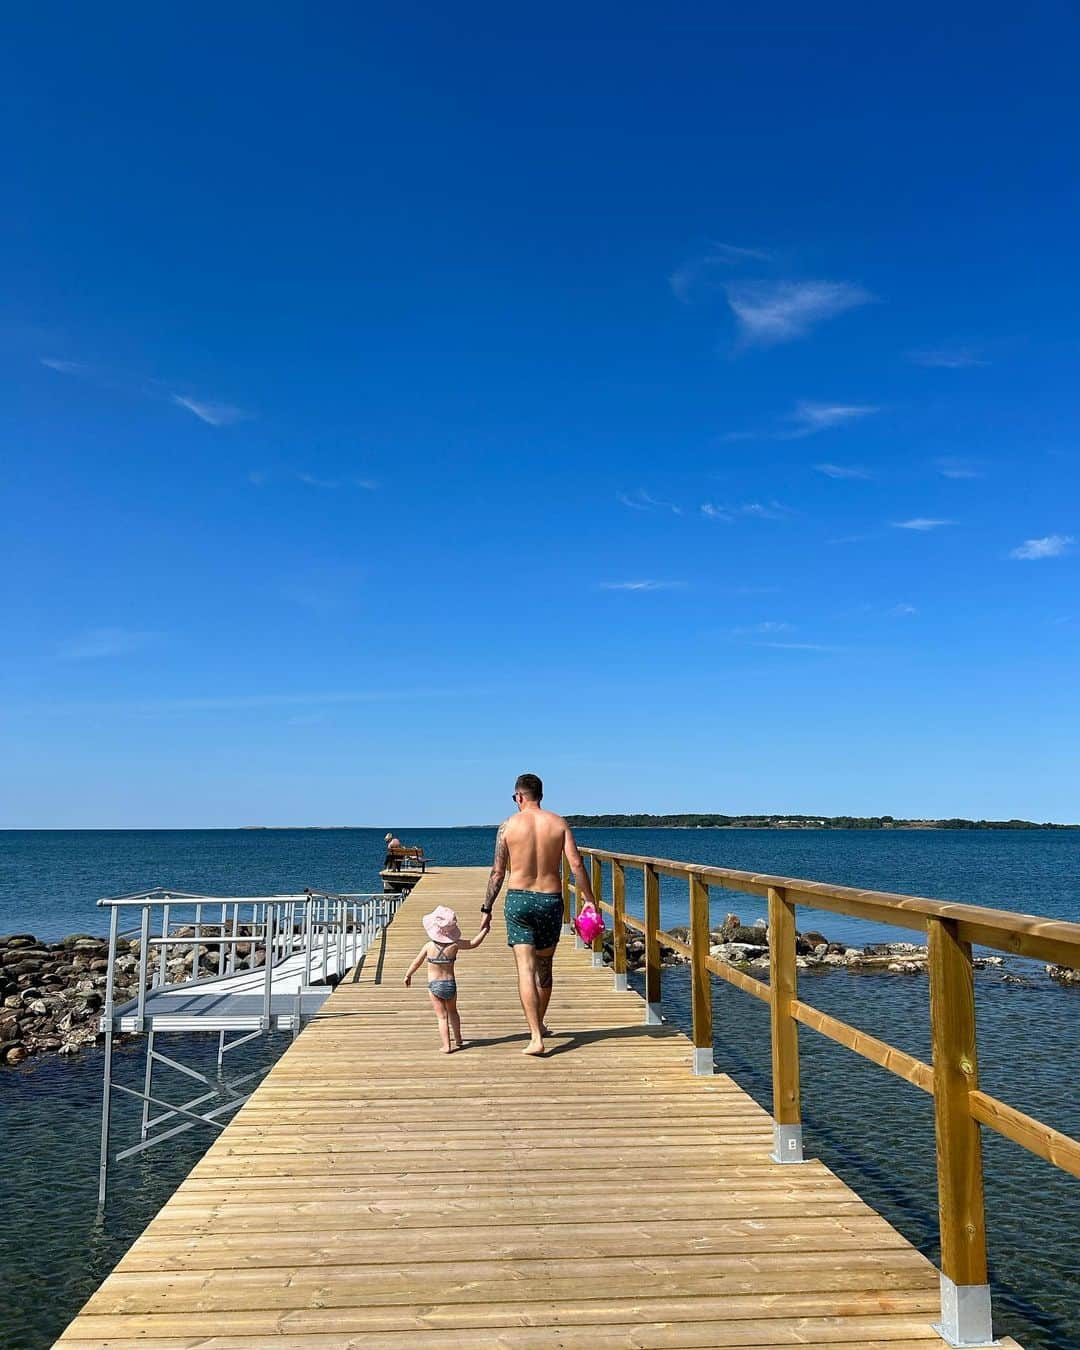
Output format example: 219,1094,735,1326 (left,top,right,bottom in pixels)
514,773,543,802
